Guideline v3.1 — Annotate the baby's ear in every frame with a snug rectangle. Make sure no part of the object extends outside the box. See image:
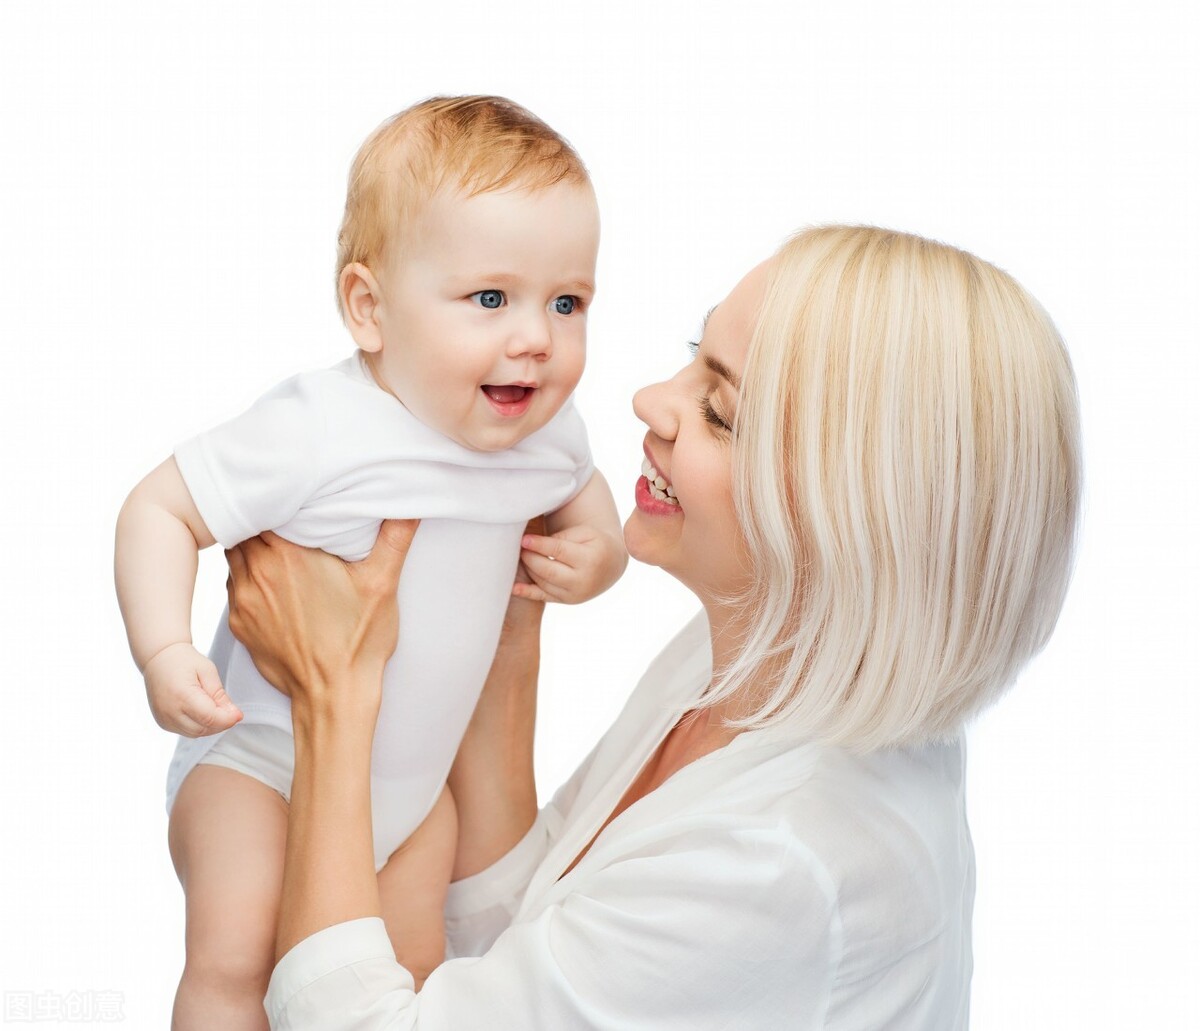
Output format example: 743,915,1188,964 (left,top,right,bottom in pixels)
339,262,384,353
